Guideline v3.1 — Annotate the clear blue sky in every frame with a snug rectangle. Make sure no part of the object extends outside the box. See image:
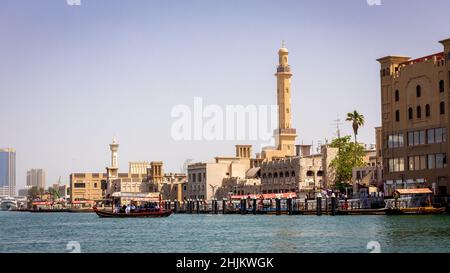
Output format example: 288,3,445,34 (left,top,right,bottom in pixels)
1,0,449,190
